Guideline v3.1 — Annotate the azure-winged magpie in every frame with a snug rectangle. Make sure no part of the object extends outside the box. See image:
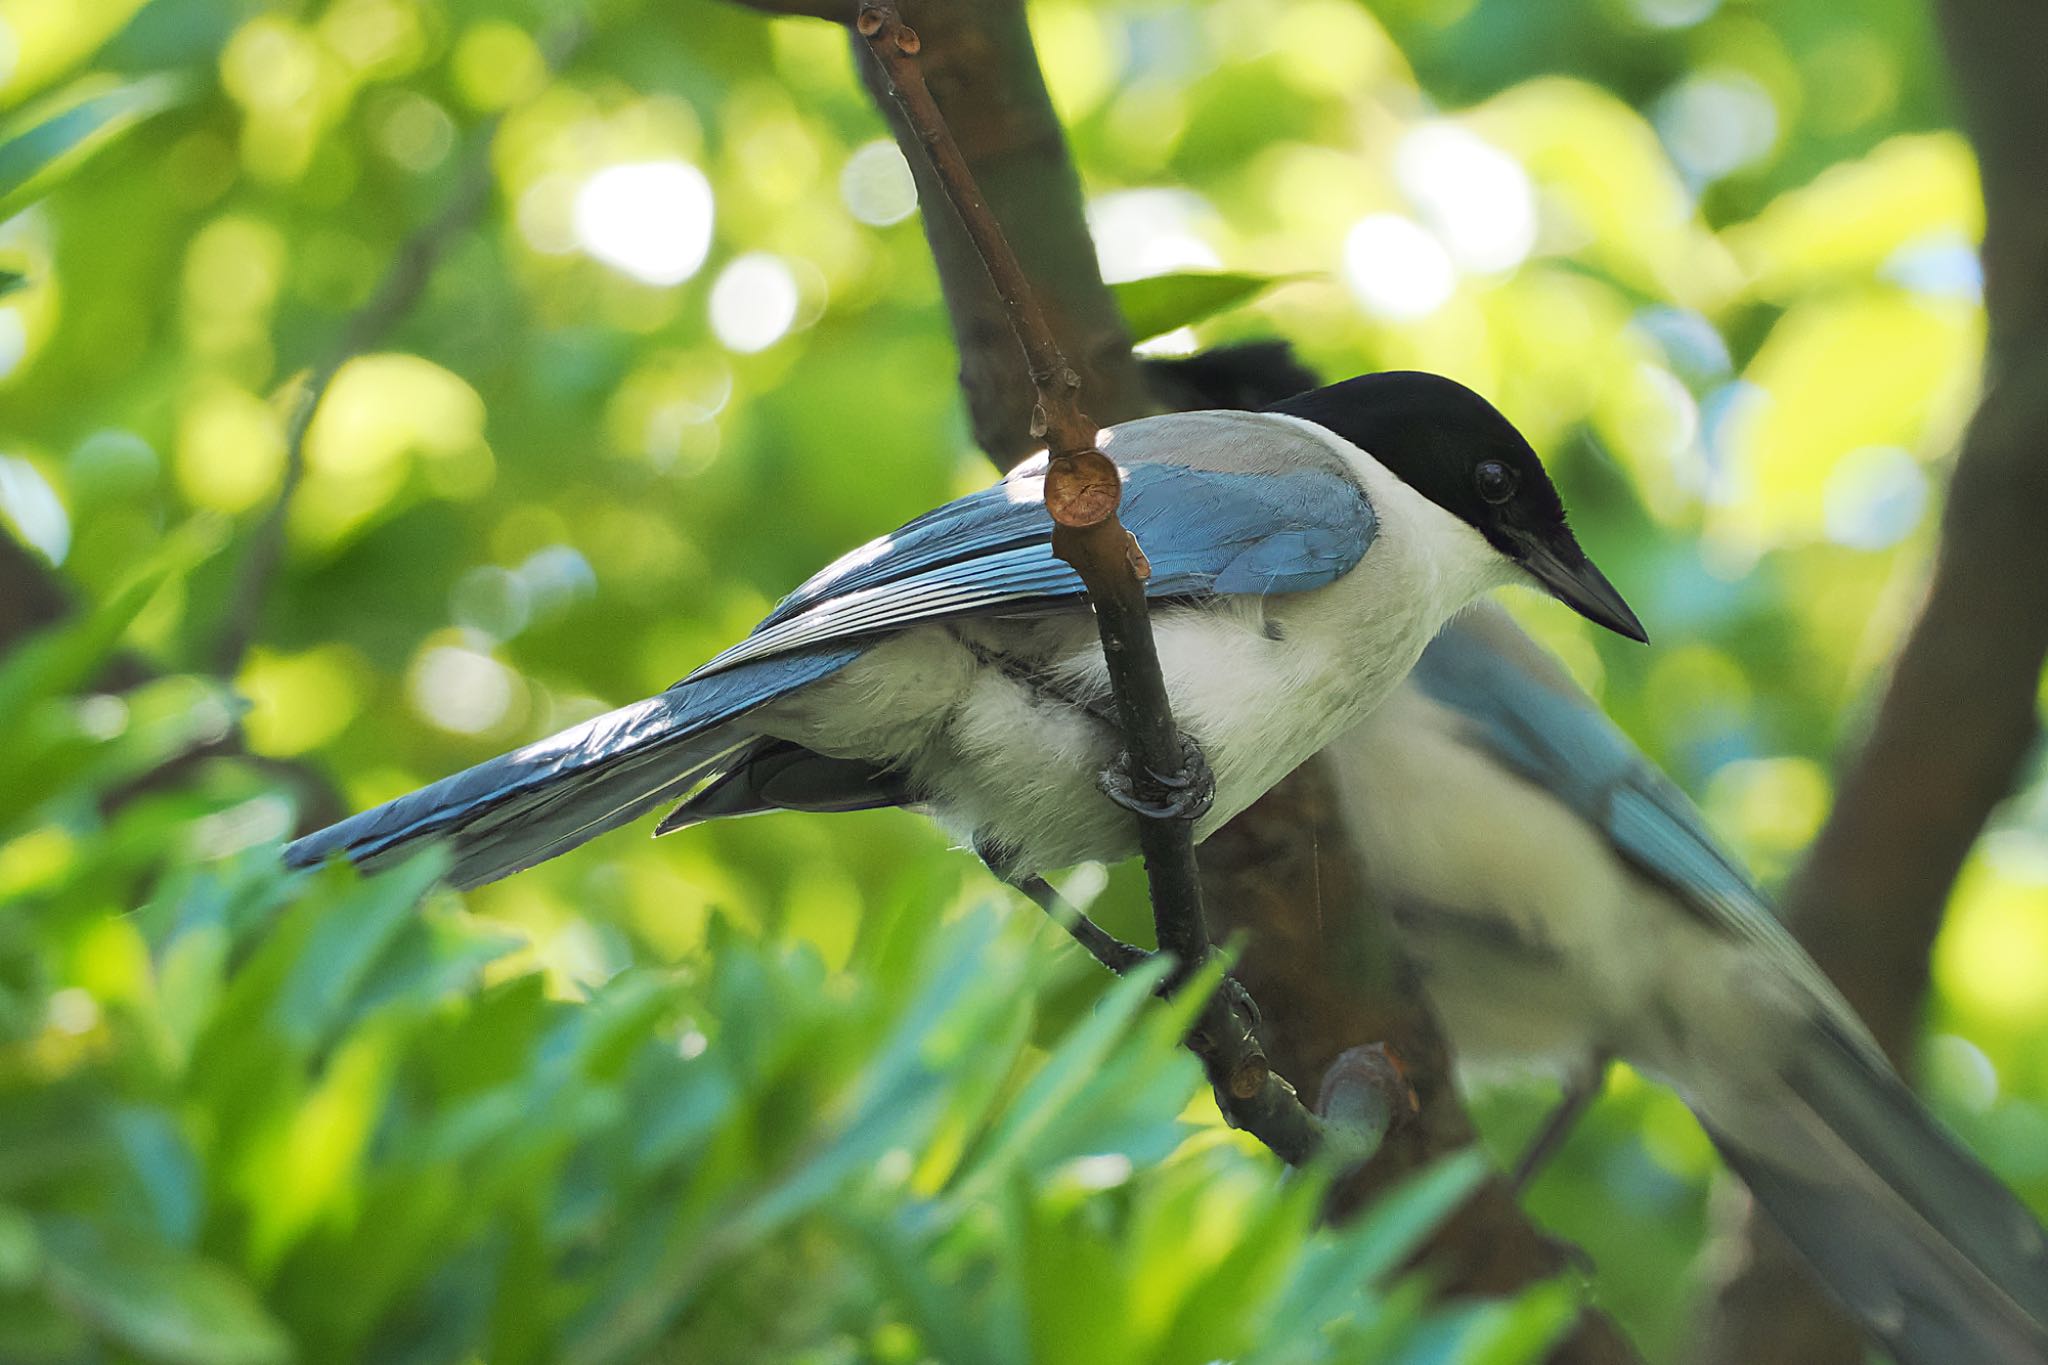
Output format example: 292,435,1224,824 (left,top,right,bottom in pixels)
286,371,1642,888
1340,603,2048,1365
